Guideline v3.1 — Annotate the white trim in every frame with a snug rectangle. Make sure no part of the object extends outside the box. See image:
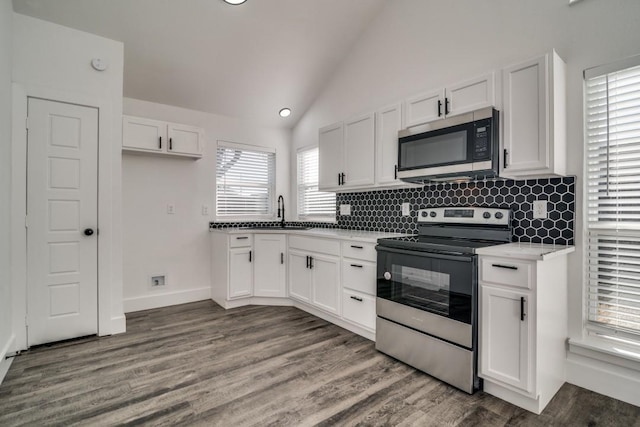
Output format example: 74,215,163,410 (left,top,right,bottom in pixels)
110,315,127,335
10,82,124,351
216,139,276,154
0,334,15,385
584,53,640,80
124,287,212,313
568,337,640,371
567,351,640,407
292,300,375,341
